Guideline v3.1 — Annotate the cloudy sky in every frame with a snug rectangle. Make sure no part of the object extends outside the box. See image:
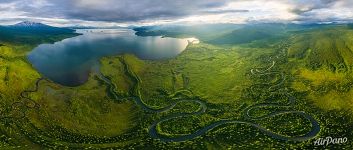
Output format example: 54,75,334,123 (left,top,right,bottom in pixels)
0,0,353,26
